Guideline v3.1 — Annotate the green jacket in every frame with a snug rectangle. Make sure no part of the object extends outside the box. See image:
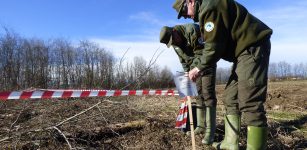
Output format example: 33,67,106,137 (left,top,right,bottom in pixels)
196,0,273,70
173,23,204,71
